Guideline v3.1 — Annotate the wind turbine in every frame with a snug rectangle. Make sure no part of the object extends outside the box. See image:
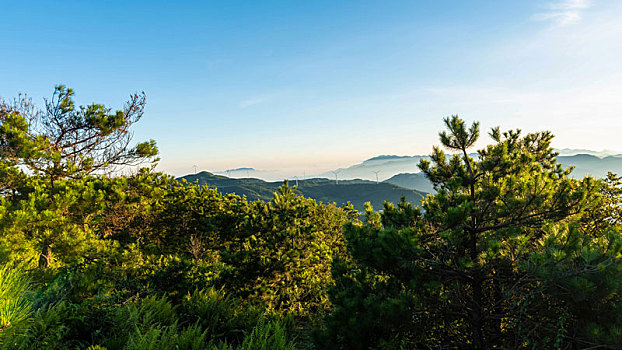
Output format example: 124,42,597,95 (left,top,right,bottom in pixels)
193,165,198,174
331,170,341,185
293,176,299,187
372,170,381,184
